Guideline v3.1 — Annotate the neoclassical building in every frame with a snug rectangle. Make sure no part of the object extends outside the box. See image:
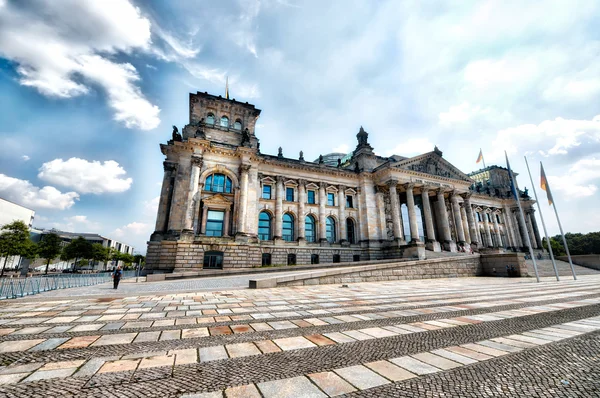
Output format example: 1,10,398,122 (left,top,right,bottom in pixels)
146,92,542,272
